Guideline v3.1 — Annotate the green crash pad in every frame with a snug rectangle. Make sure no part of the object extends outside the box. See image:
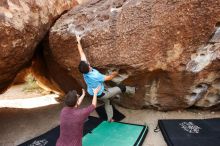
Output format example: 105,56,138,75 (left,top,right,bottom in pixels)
83,121,148,146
